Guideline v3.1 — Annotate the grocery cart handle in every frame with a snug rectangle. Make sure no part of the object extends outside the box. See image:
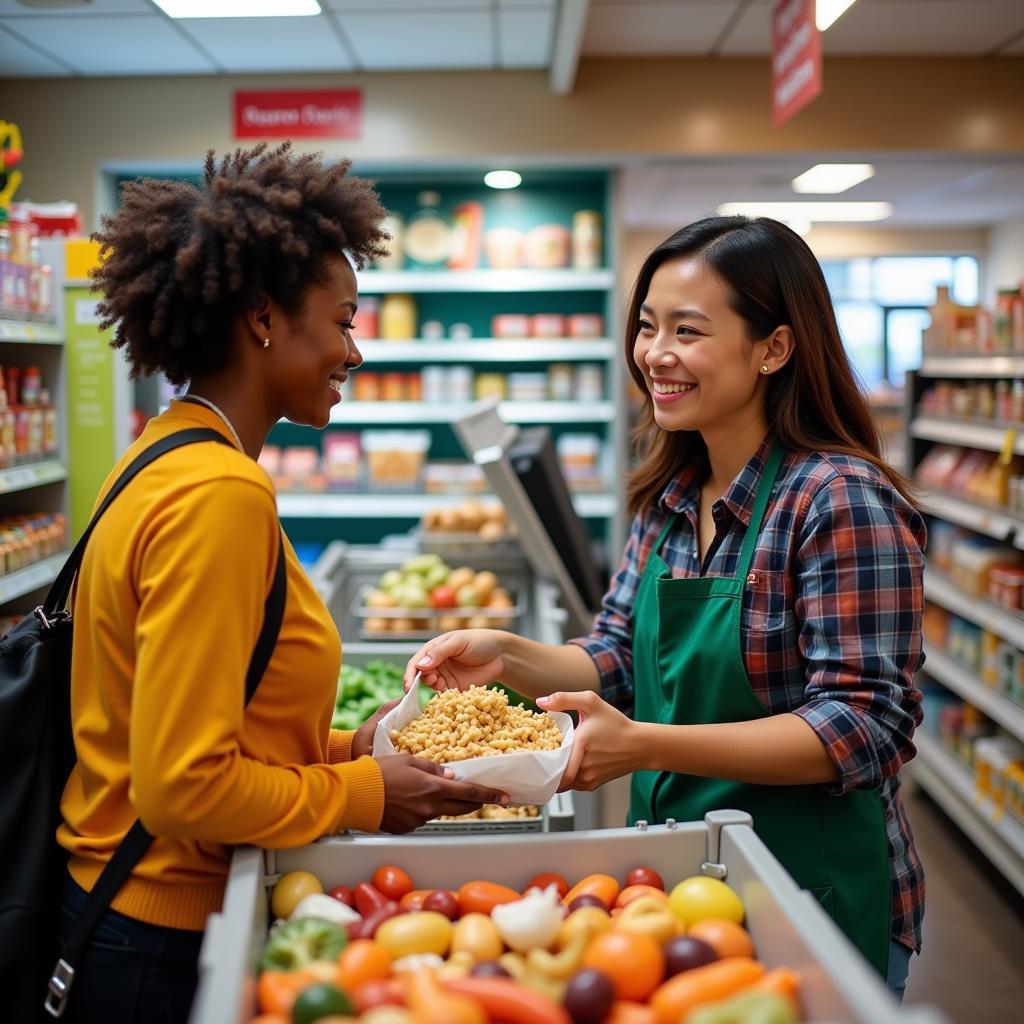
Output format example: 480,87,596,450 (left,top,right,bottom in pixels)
702,809,754,880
